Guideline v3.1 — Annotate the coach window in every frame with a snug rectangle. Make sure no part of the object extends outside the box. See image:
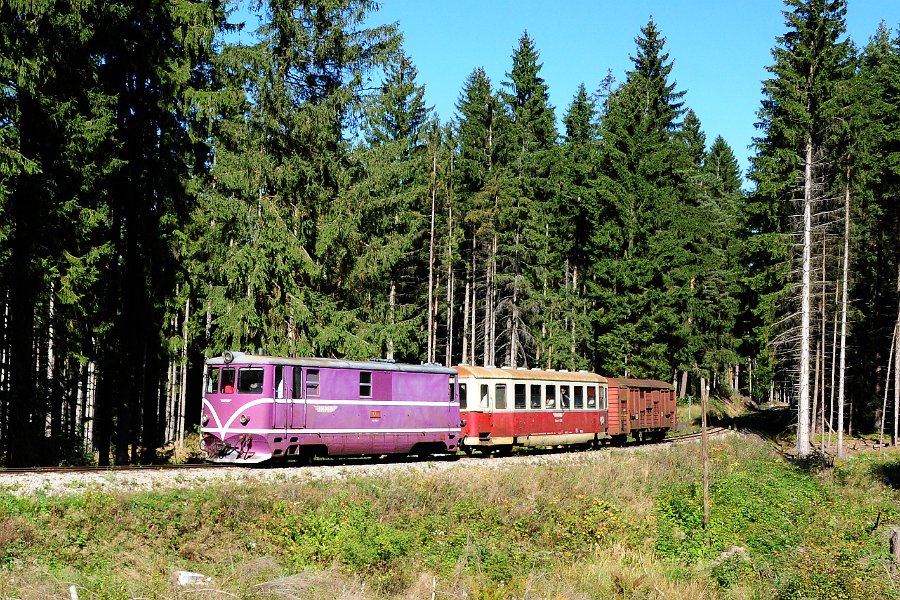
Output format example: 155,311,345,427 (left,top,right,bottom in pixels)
206,367,220,394
238,368,264,394
459,383,468,409
495,384,507,410
221,367,236,394
574,385,584,409
545,385,556,409
560,385,571,409
514,384,526,409
360,372,372,398
587,385,597,408
601,386,609,410
306,369,320,397
530,384,542,409
480,384,489,409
